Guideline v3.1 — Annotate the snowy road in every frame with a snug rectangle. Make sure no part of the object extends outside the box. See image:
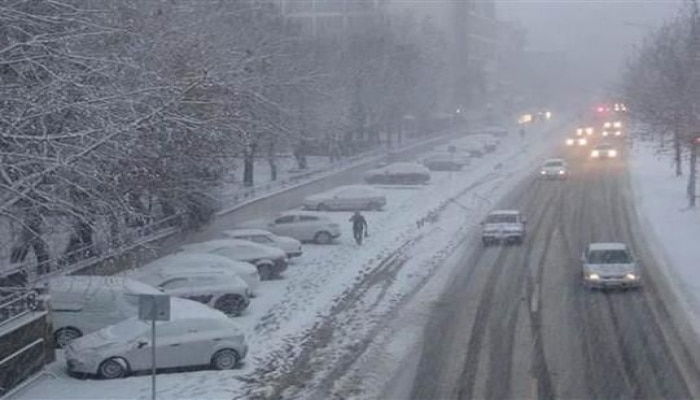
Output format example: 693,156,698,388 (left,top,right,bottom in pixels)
408,145,700,399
